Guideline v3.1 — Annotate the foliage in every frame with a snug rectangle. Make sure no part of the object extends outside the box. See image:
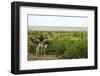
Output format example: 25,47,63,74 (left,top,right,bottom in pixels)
28,31,88,59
